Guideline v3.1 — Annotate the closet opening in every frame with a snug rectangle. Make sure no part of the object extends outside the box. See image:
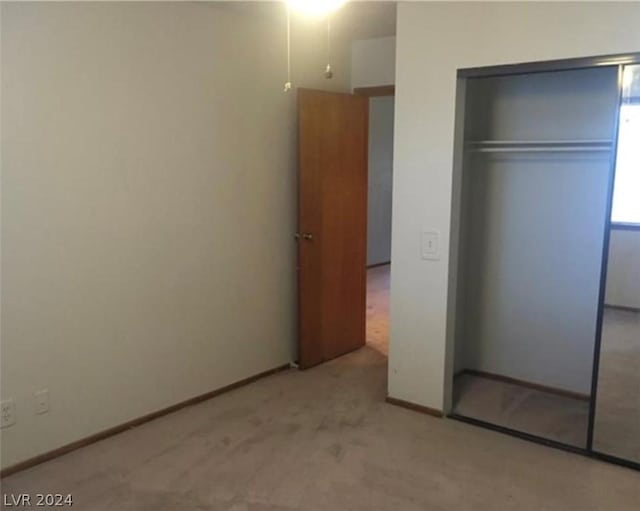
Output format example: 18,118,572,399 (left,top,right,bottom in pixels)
448,54,640,472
